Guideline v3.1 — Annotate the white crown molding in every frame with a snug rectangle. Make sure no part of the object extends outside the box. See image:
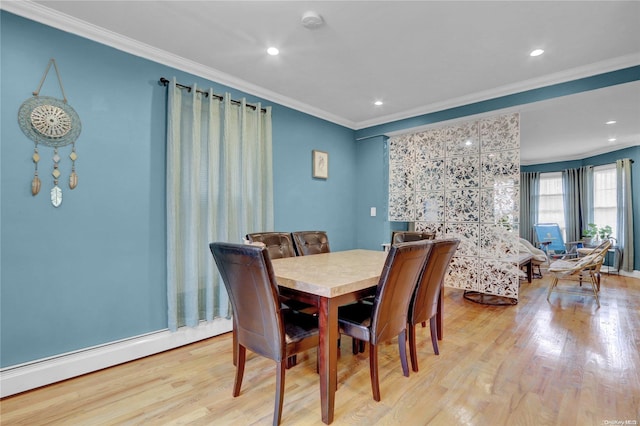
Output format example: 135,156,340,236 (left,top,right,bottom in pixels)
520,140,640,166
2,0,638,132
356,53,640,130
0,0,356,129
